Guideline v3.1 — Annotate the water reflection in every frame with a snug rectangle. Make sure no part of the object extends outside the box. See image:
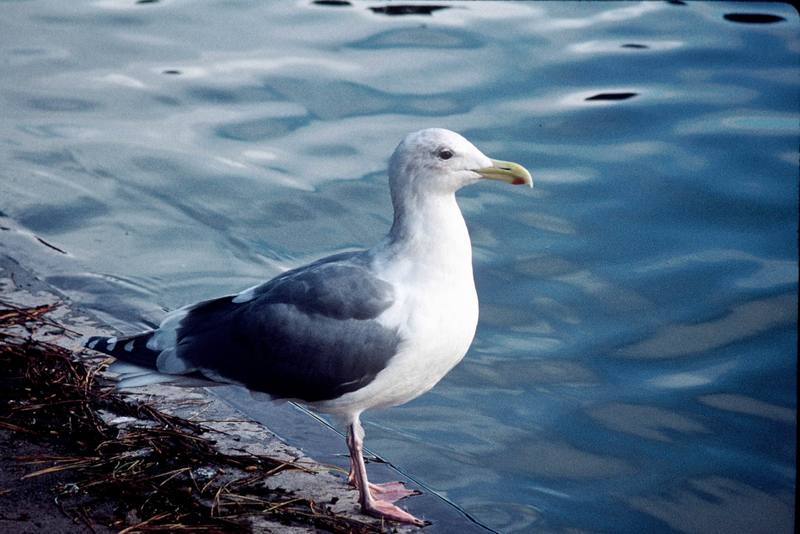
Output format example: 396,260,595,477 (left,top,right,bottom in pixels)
698,394,795,423
555,270,651,312
456,357,598,388
723,13,787,24
498,437,634,479
628,477,793,533
350,27,482,50
588,403,708,442
312,0,351,6
648,361,737,389
17,196,109,234
569,40,684,54
537,2,665,31
515,211,576,235
676,111,800,135
633,249,797,290
368,5,450,17
585,92,638,101
26,96,99,112
616,294,796,359
456,501,539,534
